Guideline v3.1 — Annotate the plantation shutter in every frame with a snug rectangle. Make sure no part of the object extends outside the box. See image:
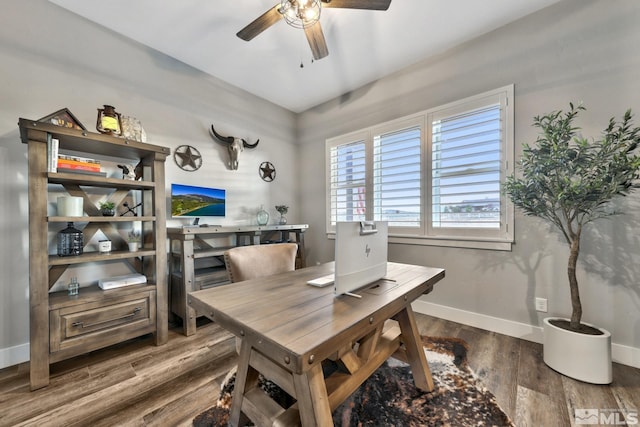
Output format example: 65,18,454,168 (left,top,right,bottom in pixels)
373,126,422,228
329,139,367,225
431,104,502,229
